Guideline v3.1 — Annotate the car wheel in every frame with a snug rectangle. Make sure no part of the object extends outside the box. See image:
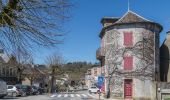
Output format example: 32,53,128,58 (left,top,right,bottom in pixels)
22,92,26,97
97,90,100,94
12,92,17,97
37,91,40,95
89,90,92,94
0,96,4,98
